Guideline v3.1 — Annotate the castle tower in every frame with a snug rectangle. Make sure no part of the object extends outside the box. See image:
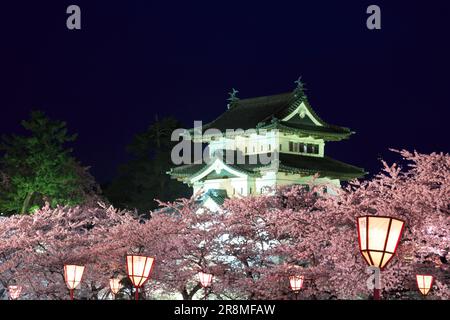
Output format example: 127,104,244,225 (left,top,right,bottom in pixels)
168,82,365,211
